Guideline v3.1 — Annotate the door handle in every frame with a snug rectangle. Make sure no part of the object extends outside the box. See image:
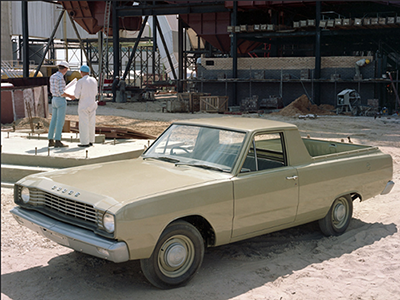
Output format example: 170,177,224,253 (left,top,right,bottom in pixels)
286,175,298,180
